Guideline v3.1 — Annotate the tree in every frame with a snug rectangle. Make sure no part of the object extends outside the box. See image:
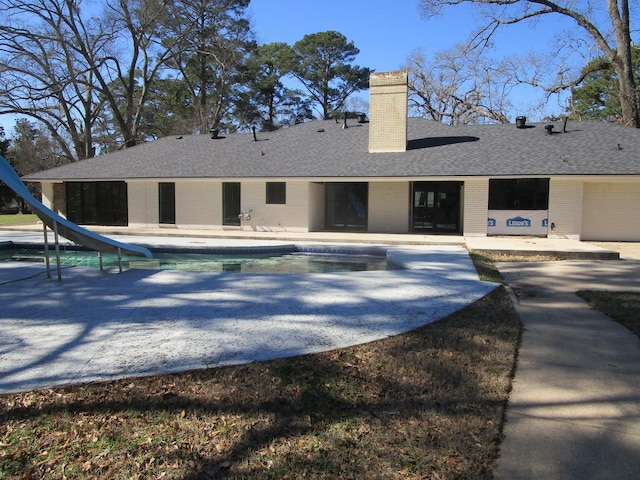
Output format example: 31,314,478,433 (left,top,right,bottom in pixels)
239,42,313,131
96,0,188,147
0,0,105,160
569,46,640,122
162,0,256,134
407,46,513,124
8,119,65,175
0,127,9,157
0,126,13,209
2,119,66,210
289,31,371,120
0,0,193,159
419,0,639,127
